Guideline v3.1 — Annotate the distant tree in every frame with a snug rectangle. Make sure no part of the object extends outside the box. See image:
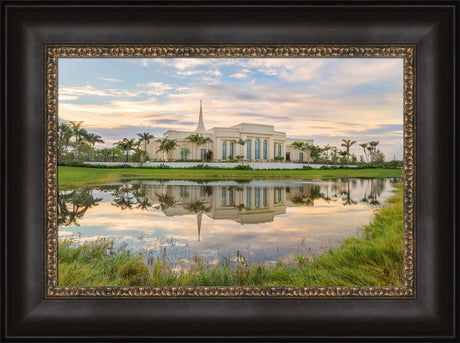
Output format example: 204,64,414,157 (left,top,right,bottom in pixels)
181,147,190,160
86,133,104,161
367,141,380,163
58,123,73,162
359,143,369,163
368,141,380,153
341,139,357,163
110,147,123,162
338,150,349,165
115,138,137,162
69,121,88,158
302,143,322,163
330,147,339,165
185,133,201,160
157,138,178,162
370,150,385,164
321,144,331,163
99,148,111,162
291,141,305,161
137,132,154,162
197,136,213,161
